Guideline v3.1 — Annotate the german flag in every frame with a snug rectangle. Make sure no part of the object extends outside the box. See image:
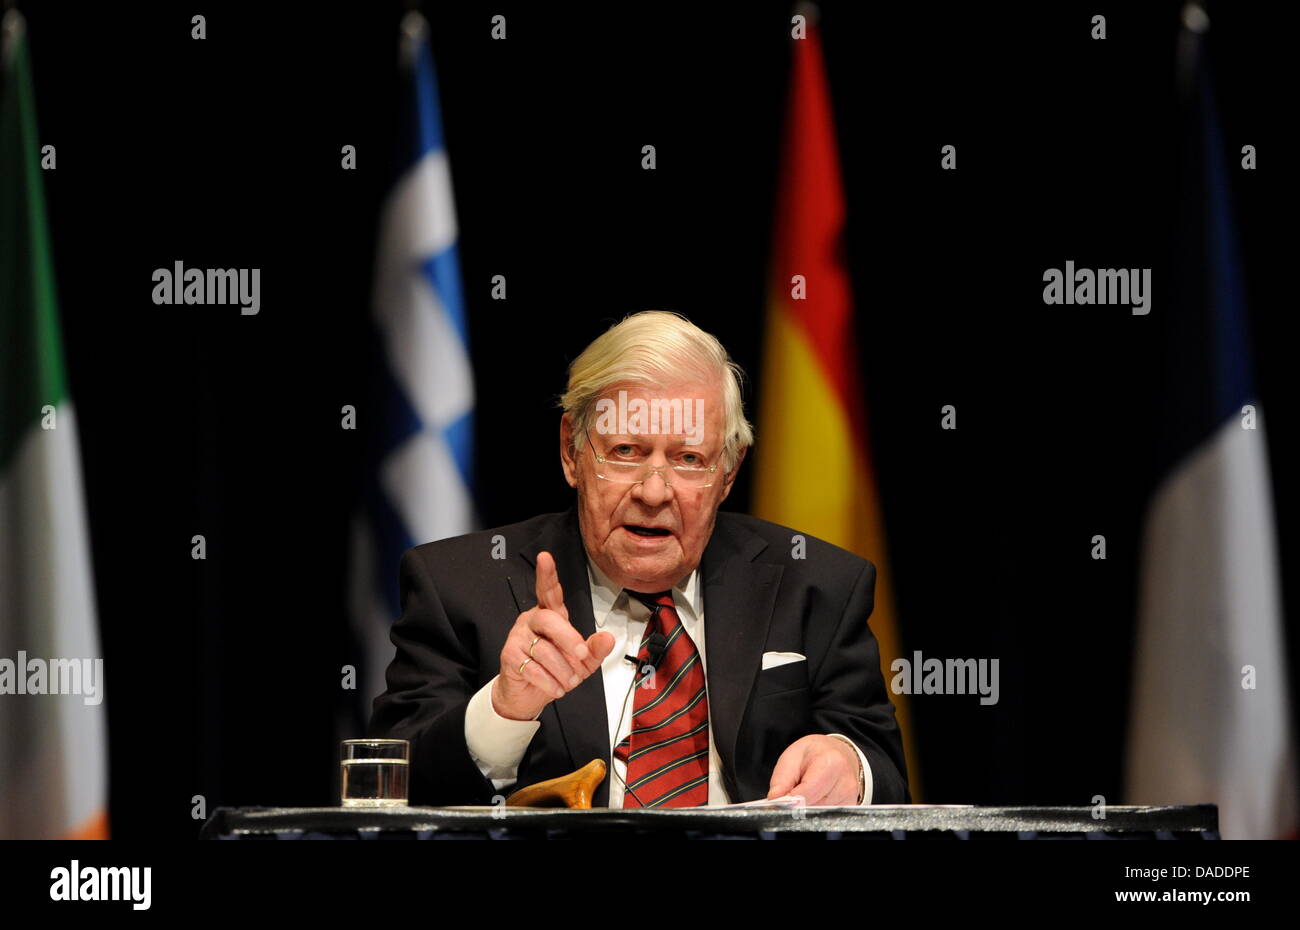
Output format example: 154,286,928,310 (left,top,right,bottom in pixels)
753,14,919,798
